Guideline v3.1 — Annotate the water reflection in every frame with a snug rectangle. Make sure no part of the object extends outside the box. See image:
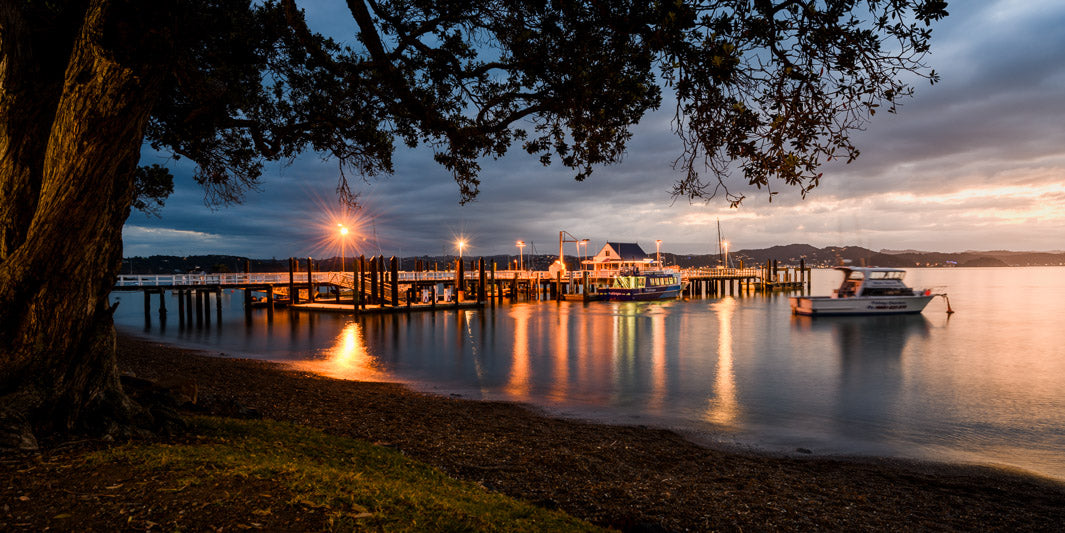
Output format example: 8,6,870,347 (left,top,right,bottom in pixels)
793,314,930,441
507,305,532,398
112,268,1065,480
705,298,739,425
286,321,385,381
552,303,570,399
